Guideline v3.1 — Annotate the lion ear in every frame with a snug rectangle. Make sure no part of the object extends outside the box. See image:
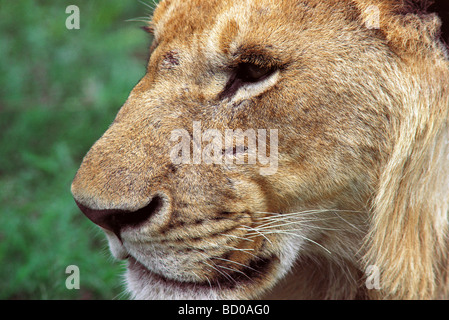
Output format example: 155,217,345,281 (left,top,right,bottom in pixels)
363,63,449,299
355,0,445,56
